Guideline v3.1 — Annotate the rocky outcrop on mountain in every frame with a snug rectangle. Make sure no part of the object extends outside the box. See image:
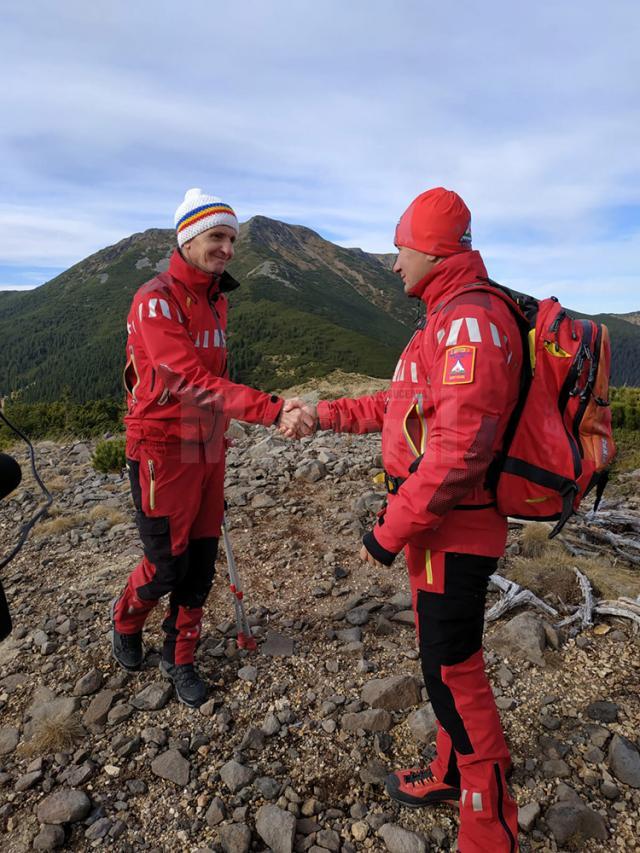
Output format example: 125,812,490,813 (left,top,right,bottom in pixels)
0,427,639,851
